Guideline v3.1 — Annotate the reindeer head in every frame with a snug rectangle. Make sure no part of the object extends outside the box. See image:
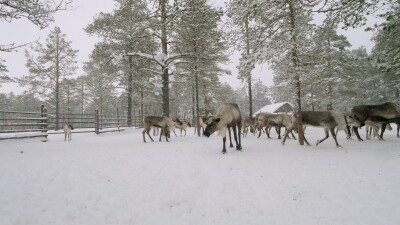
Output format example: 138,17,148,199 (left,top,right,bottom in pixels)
203,117,221,137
